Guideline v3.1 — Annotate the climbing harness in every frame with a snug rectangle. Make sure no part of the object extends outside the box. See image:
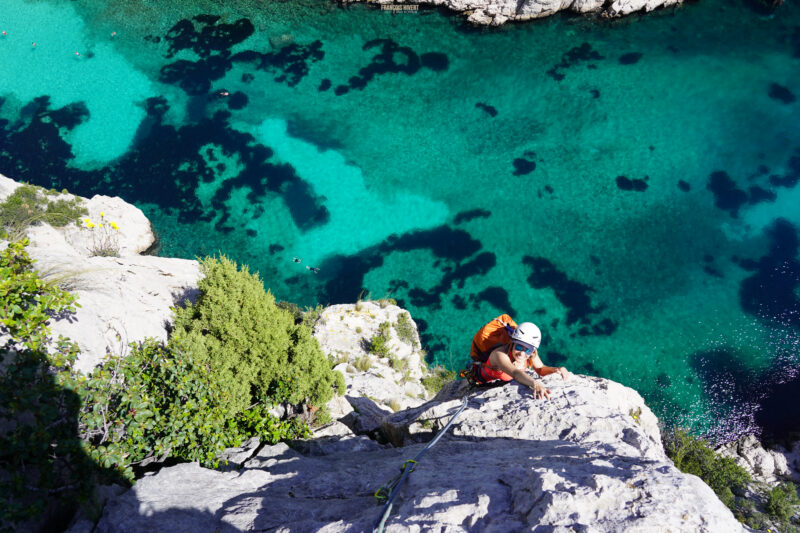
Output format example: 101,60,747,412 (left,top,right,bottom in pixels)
372,395,470,533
